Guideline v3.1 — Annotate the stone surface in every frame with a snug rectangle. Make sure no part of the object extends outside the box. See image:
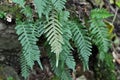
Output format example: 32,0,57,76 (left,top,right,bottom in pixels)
76,75,87,80
0,22,7,30
0,21,21,76
0,66,20,80
0,22,20,50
